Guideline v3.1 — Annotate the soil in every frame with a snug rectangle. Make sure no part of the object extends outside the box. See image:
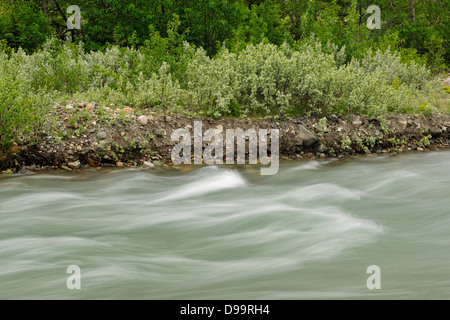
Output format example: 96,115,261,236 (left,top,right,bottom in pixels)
1,102,449,173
